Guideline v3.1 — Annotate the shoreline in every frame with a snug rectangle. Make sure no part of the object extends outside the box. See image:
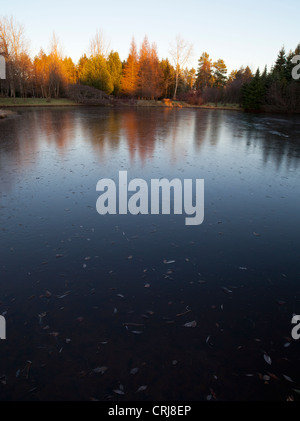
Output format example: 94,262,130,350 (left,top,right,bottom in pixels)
0,98,243,112
1,99,299,114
